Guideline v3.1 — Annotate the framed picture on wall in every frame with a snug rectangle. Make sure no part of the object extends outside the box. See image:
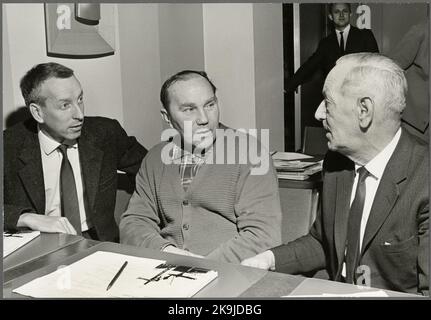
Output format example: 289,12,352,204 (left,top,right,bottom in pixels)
45,3,115,58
